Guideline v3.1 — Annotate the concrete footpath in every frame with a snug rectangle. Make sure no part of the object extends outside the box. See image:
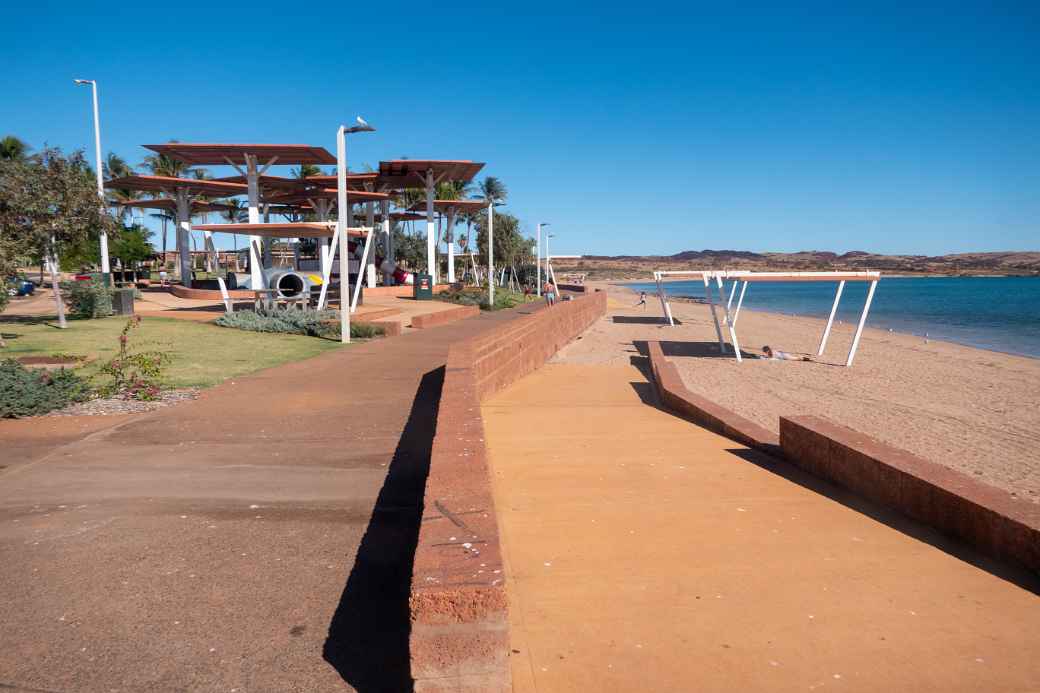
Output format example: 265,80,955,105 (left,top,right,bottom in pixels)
0,304,536,693
482,362,1040,692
